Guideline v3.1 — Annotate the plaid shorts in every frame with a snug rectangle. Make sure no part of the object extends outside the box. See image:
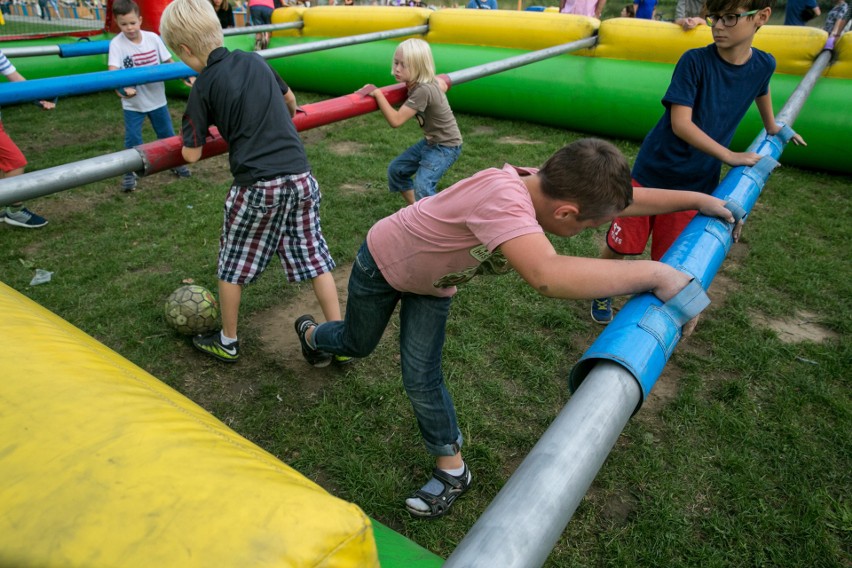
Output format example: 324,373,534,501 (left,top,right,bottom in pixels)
218,172,335,285
605,180,698,261
0,121,27,174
